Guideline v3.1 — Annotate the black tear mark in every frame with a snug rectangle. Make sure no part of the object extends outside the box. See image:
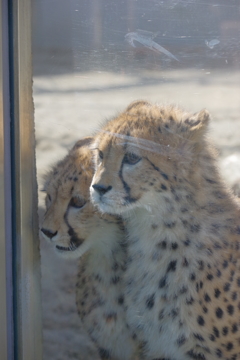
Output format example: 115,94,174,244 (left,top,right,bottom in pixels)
63,209,84,246
119,160,138,204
